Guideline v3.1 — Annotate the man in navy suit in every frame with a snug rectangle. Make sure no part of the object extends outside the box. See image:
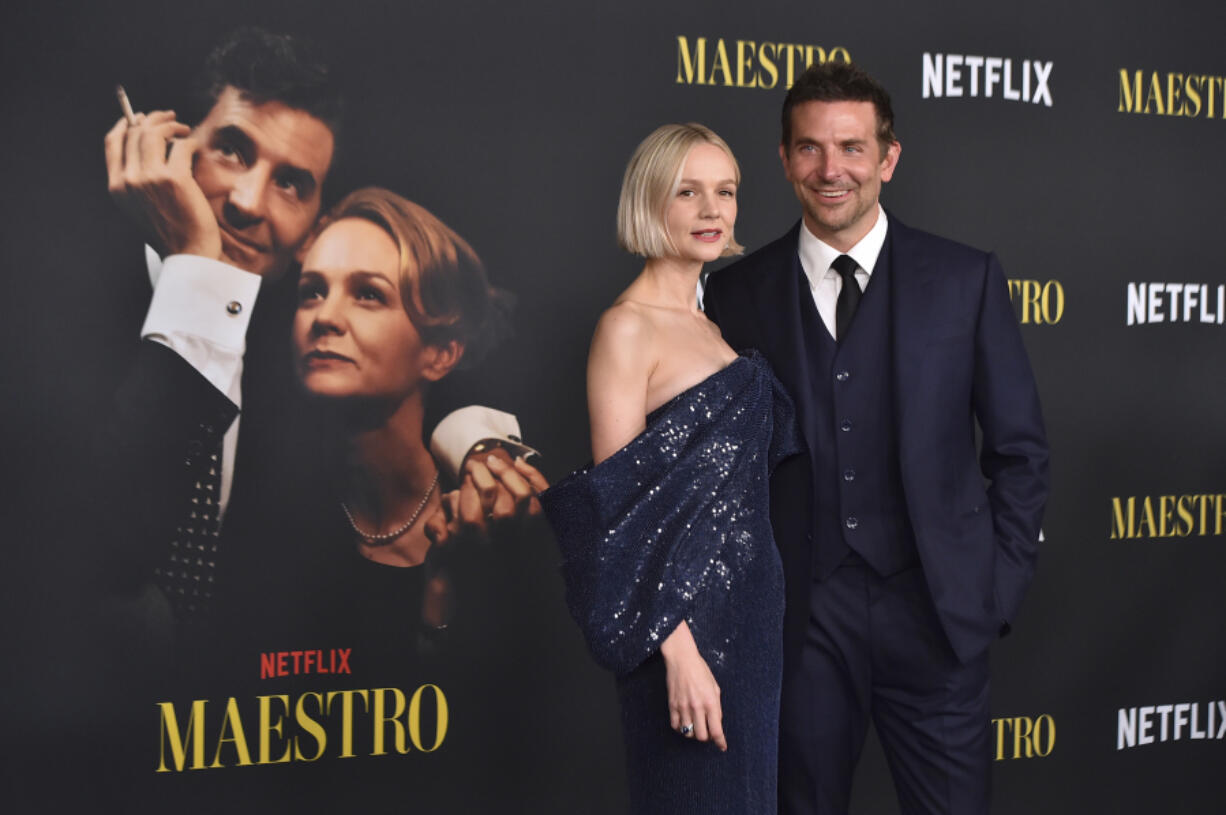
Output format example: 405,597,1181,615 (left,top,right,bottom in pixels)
703,62,1049,814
